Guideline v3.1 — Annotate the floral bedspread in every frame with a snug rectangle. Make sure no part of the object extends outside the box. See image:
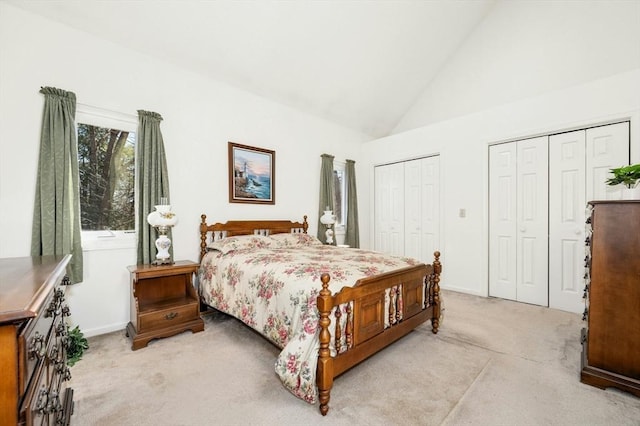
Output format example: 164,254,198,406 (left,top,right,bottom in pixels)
198,233,423,404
